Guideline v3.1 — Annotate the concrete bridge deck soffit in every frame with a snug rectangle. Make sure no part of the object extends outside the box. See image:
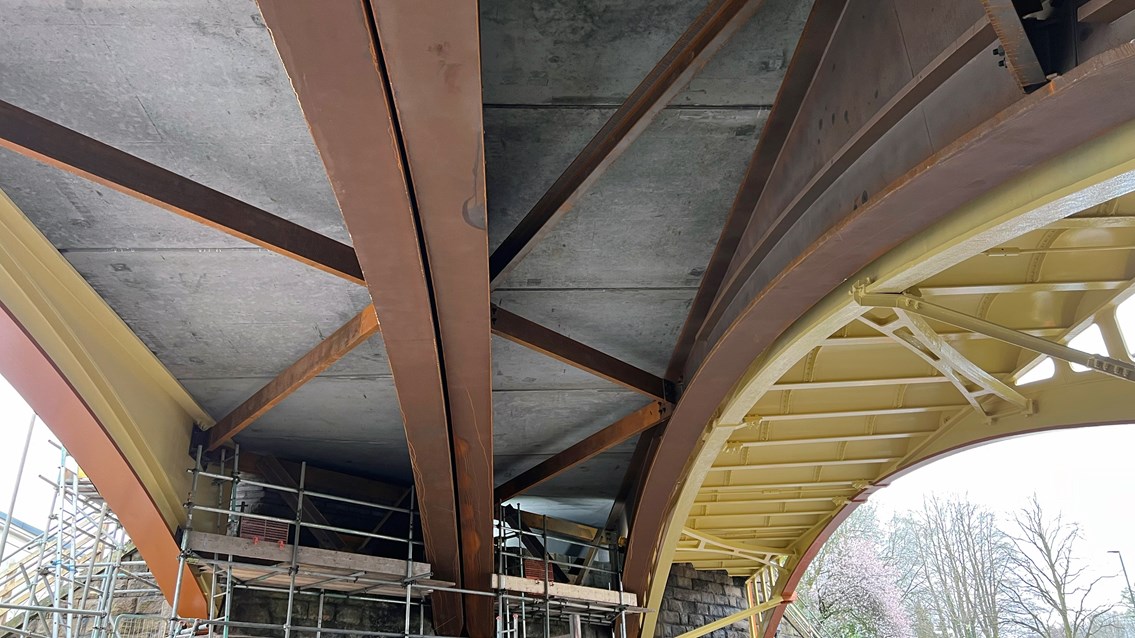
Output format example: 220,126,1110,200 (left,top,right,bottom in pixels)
0,1,1135,637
